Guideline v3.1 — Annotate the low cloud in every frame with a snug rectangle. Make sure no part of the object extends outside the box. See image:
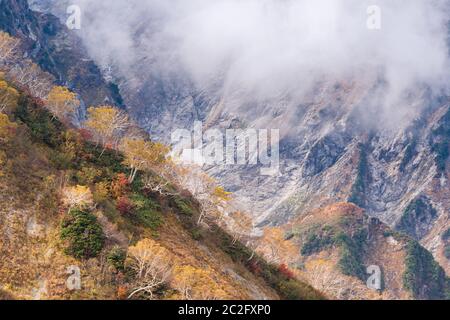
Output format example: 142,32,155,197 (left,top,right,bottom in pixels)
53,0,450,126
